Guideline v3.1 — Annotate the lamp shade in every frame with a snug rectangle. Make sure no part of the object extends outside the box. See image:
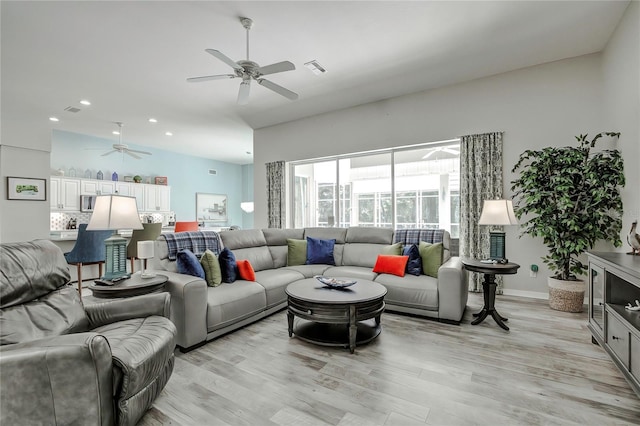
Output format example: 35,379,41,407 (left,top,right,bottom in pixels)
240,202,254,213
86,195,143,230
478,200,518,226
137,240,154,260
